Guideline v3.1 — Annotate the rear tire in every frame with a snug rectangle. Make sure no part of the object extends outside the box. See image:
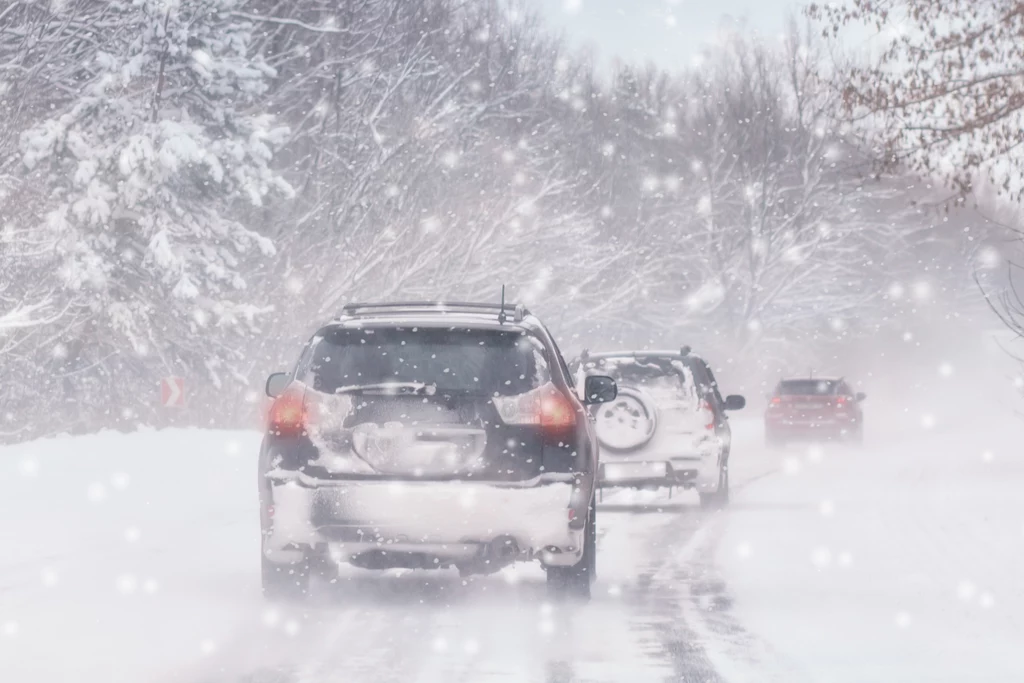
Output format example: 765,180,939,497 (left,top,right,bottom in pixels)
546,498,596,601
261,550,310,601
699,464,729,510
